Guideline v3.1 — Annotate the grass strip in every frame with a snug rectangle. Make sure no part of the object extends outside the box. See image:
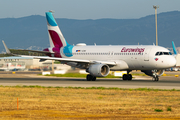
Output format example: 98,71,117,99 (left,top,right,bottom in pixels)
0,86,180,119
0,85,179,91
43,73,122,78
